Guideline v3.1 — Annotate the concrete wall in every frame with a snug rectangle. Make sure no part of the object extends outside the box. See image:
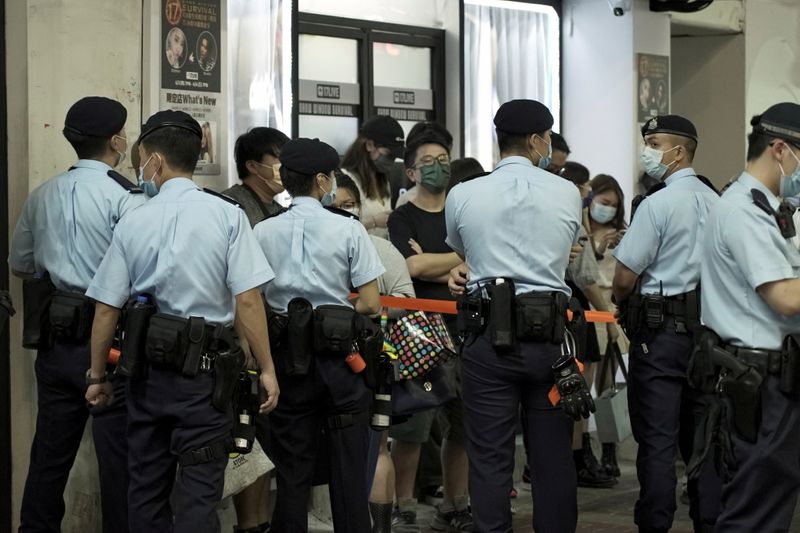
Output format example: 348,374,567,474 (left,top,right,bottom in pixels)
7,1,143,530
672,34,746,187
